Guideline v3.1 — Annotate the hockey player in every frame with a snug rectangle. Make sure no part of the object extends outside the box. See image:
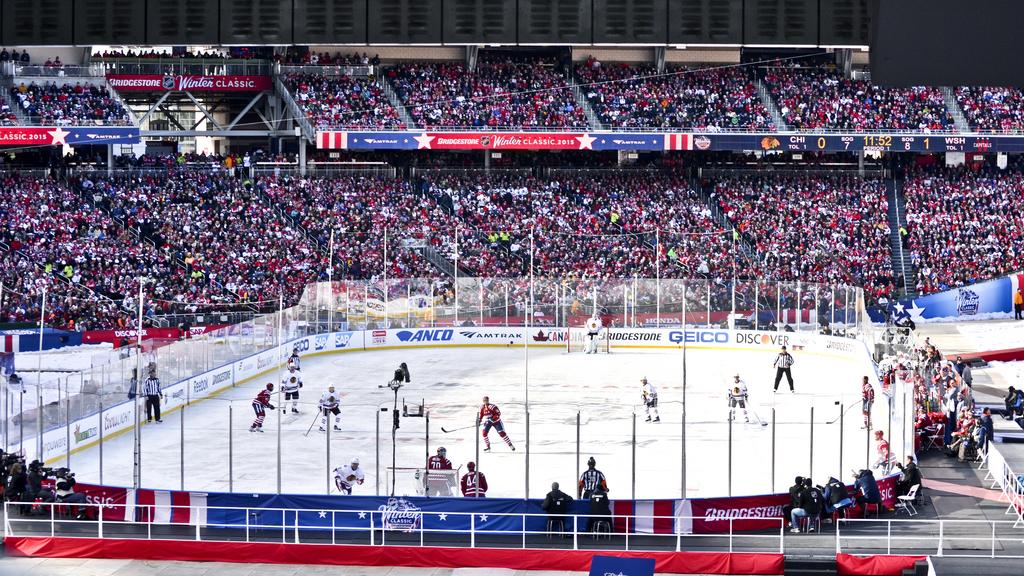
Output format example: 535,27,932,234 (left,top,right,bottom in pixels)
287,347,301,371
319,385,341,432
425,447,454,496
873,430,894,472
460,462,488,497
478,396,515,451
281,366,303,414
333,457,365,495
584,314,603,354
427,447,453,470
250,383,275,433
728,374,750,423
861,375,875,430
641,377,660,422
